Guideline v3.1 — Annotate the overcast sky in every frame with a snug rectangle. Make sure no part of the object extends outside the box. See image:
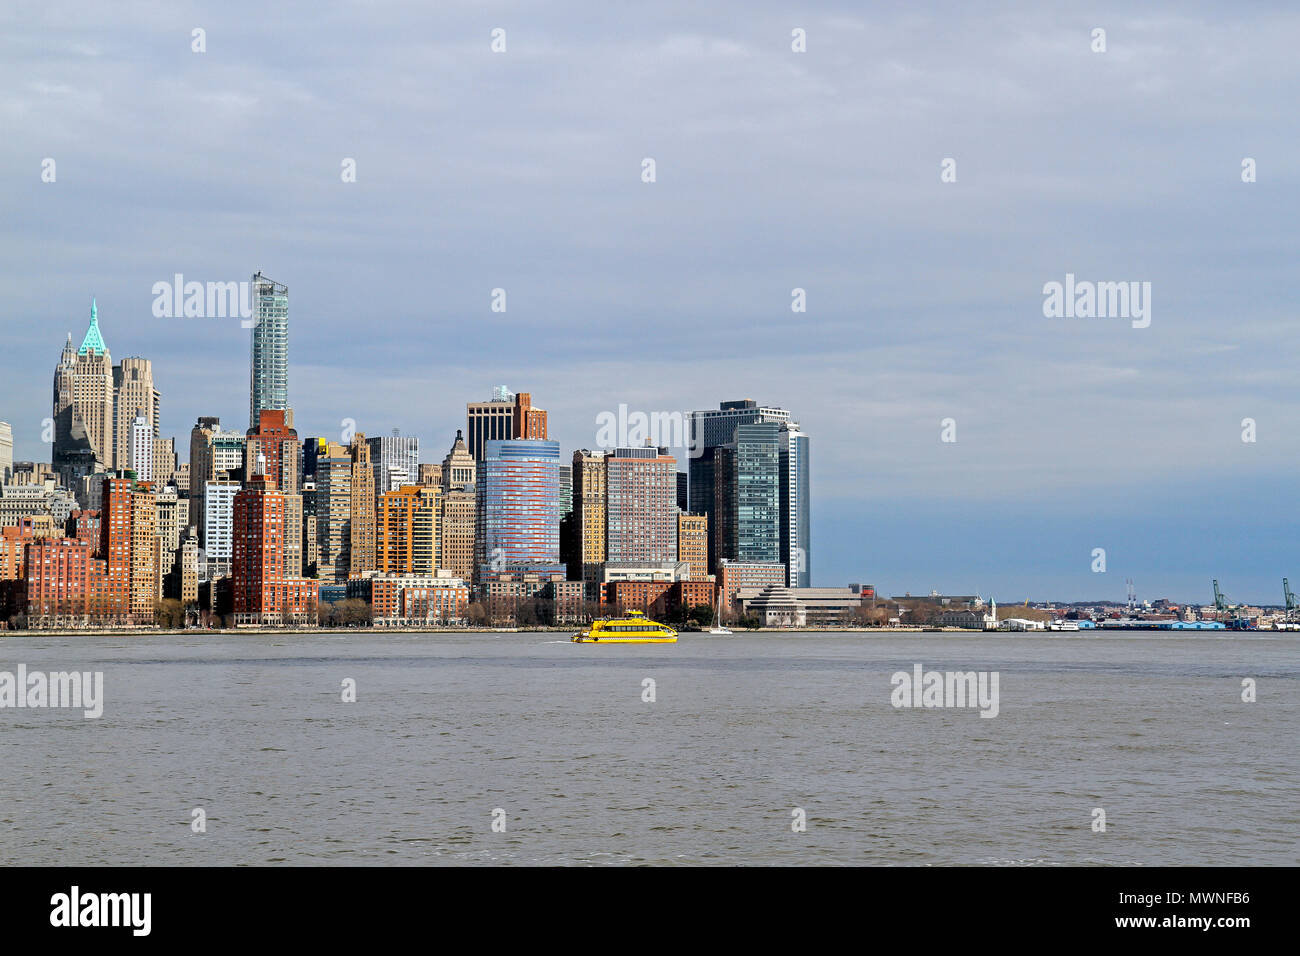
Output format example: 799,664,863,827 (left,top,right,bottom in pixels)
2,1,1297,604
